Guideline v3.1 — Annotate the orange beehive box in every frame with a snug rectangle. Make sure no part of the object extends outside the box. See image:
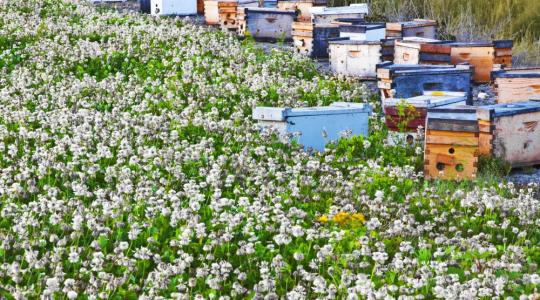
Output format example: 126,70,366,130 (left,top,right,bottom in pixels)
424,106,480,180
491,67,540,103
